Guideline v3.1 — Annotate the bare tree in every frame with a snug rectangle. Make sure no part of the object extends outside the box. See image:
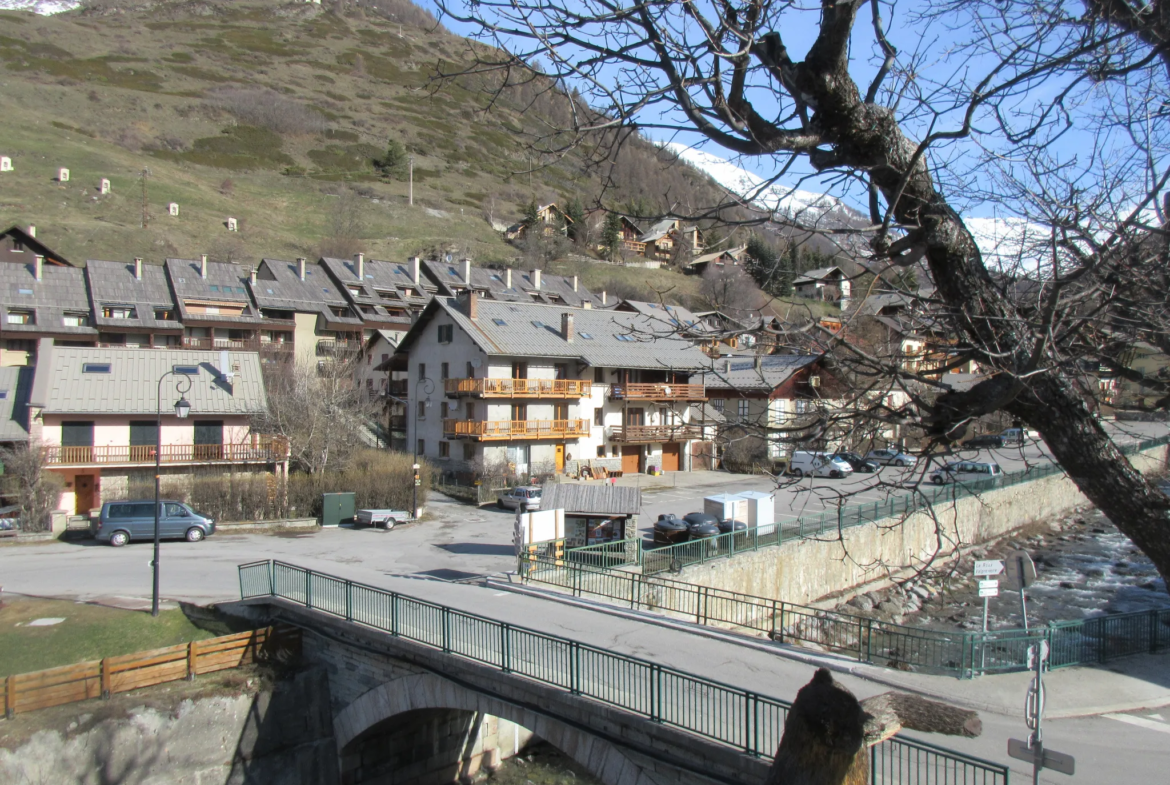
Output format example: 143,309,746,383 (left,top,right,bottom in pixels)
0,441,64,533
700,262,766,314
437,0,1170,583
319,187,368,260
